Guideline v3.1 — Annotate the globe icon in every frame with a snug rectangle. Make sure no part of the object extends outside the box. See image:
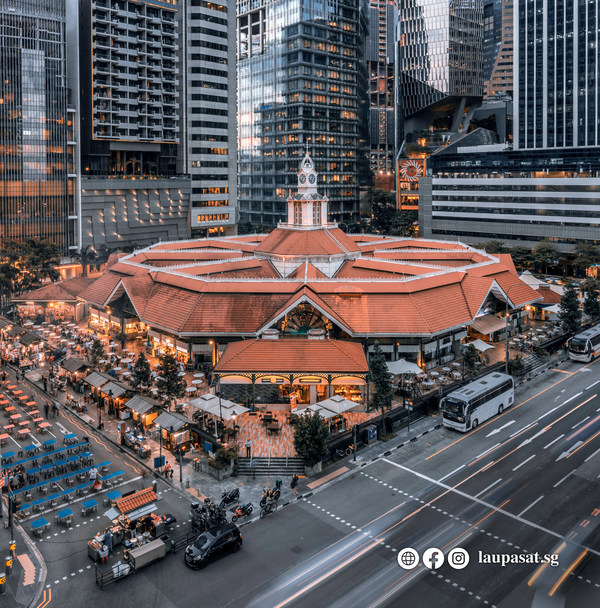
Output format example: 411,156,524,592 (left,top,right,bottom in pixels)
401,552,416,567
397,548,419,570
